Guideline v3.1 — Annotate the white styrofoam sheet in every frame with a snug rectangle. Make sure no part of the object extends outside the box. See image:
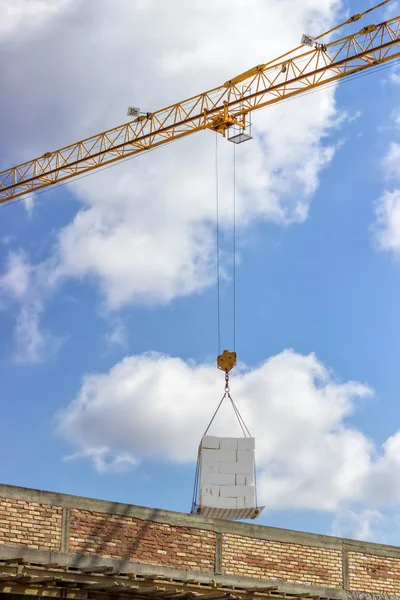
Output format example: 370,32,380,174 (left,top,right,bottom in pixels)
202,461,219,475
201,435,220,449
237,437,255,450
244,495,256,508
237,449,255,462
219,438,238,450
236,473,254,485
201,472,236,486
201,484,219,499
219,460,253,474
200,490,237,509
201,449,237,463
236,497,245,509
245,472,254,485
220,485,254,499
